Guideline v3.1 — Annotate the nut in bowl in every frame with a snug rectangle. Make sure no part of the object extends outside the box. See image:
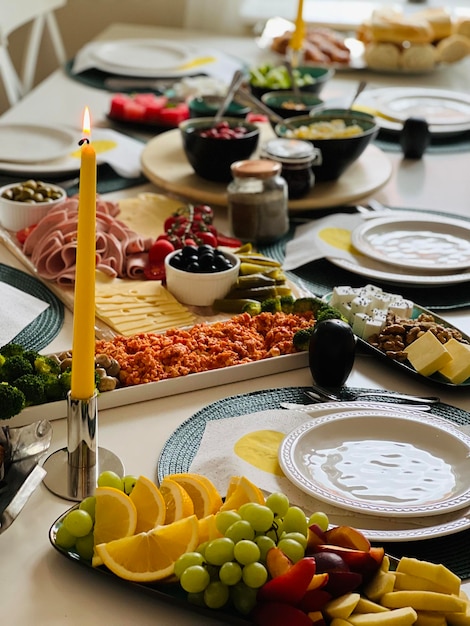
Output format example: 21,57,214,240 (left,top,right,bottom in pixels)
261,90,324,123
275,108,379,181
179,117,260,183
0,180,67,231
164,245,241,307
